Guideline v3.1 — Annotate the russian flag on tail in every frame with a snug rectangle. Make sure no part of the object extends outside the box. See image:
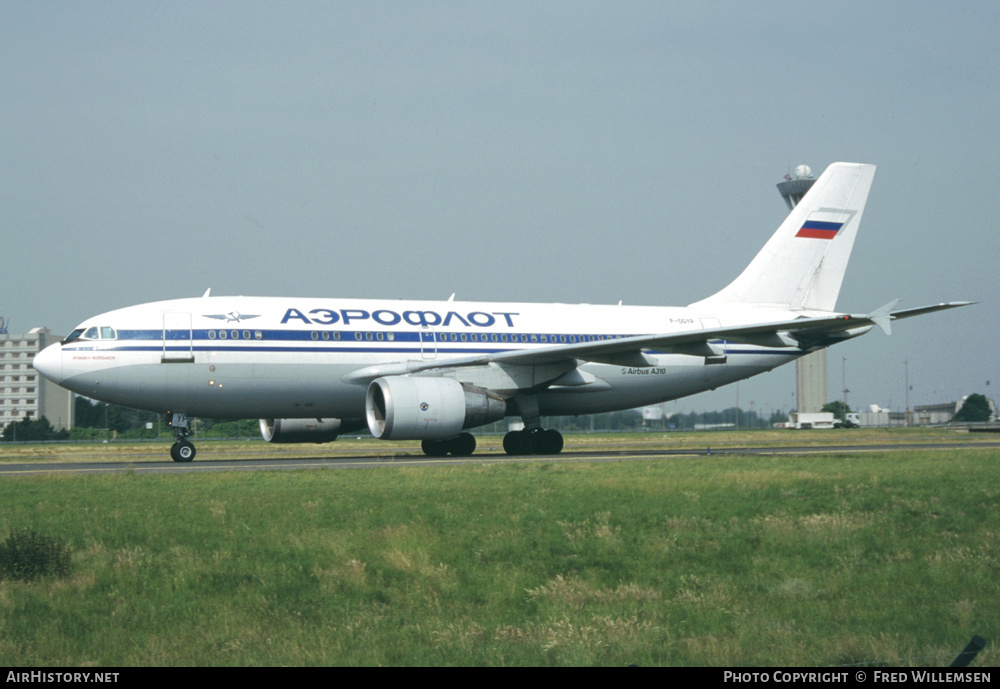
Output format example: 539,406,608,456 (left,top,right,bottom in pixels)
796,219,844,239
795,209,854,240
